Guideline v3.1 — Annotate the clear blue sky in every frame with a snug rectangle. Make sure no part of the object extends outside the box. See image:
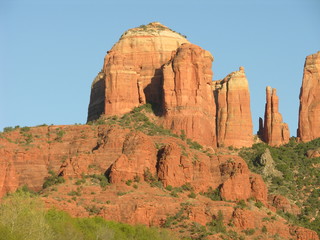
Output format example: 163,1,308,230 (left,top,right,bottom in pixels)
1,0,319,136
